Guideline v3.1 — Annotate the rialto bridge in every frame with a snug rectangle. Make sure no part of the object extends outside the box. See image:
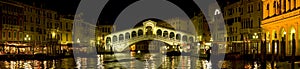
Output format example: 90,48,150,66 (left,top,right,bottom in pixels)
104,20,196,52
